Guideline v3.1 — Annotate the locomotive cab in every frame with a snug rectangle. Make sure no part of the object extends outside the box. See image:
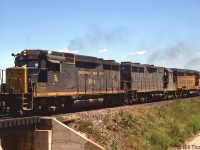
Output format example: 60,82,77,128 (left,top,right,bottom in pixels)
8,50,40,94
4,50,41,115
163,68,176,90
